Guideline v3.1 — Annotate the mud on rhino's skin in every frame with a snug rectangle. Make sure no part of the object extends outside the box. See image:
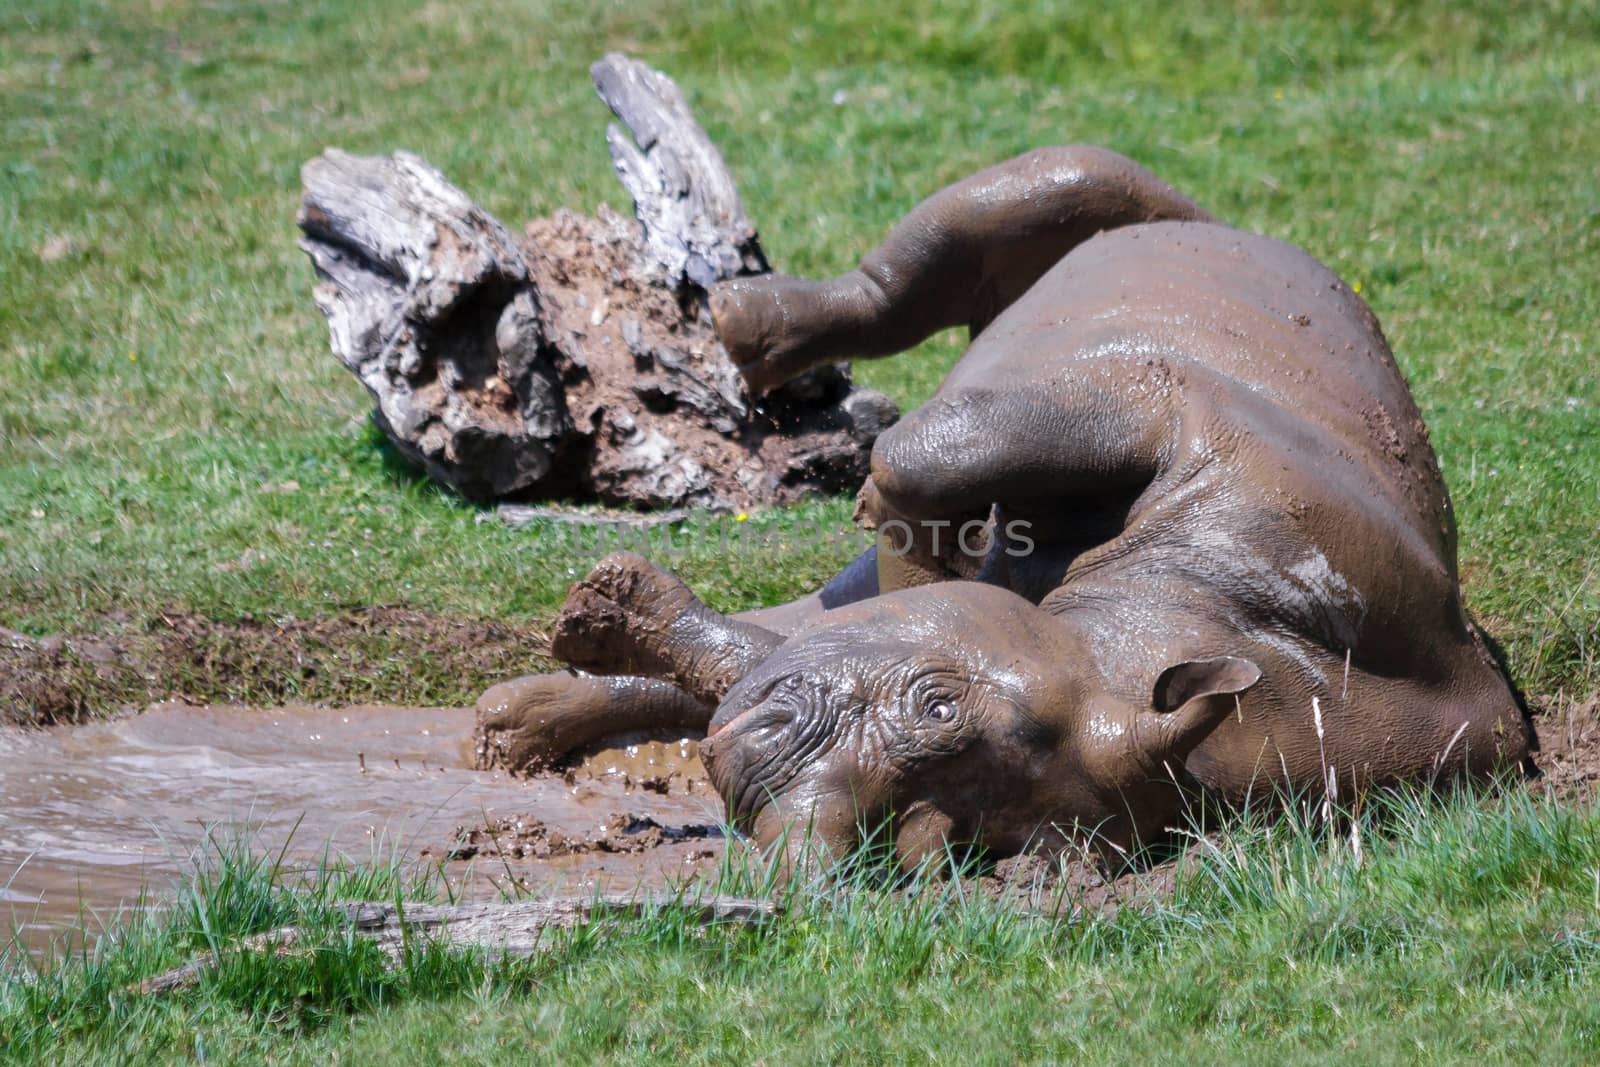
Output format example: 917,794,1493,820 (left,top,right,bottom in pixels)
479,144,1534,867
